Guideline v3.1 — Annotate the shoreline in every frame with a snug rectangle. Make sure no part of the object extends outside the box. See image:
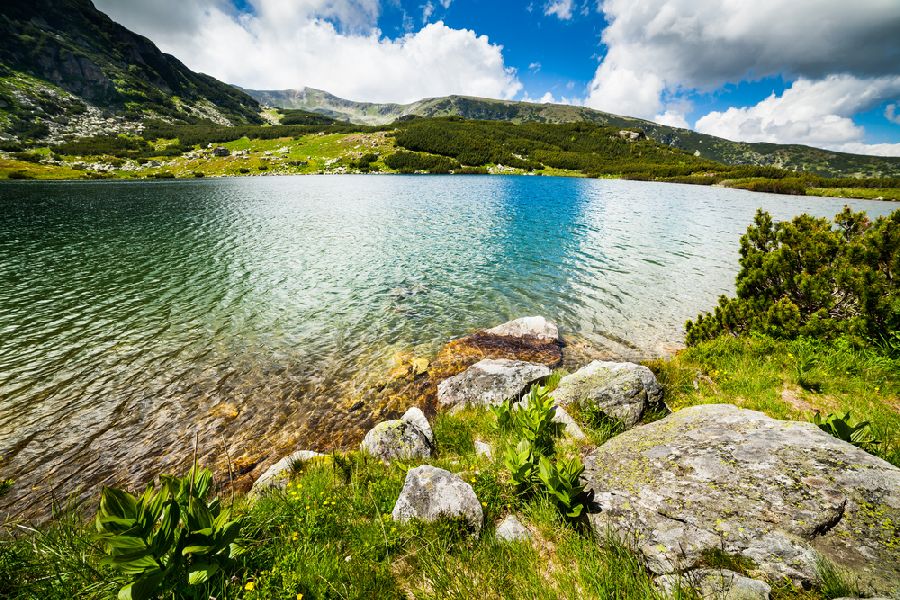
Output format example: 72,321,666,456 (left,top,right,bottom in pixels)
1,169,897,202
